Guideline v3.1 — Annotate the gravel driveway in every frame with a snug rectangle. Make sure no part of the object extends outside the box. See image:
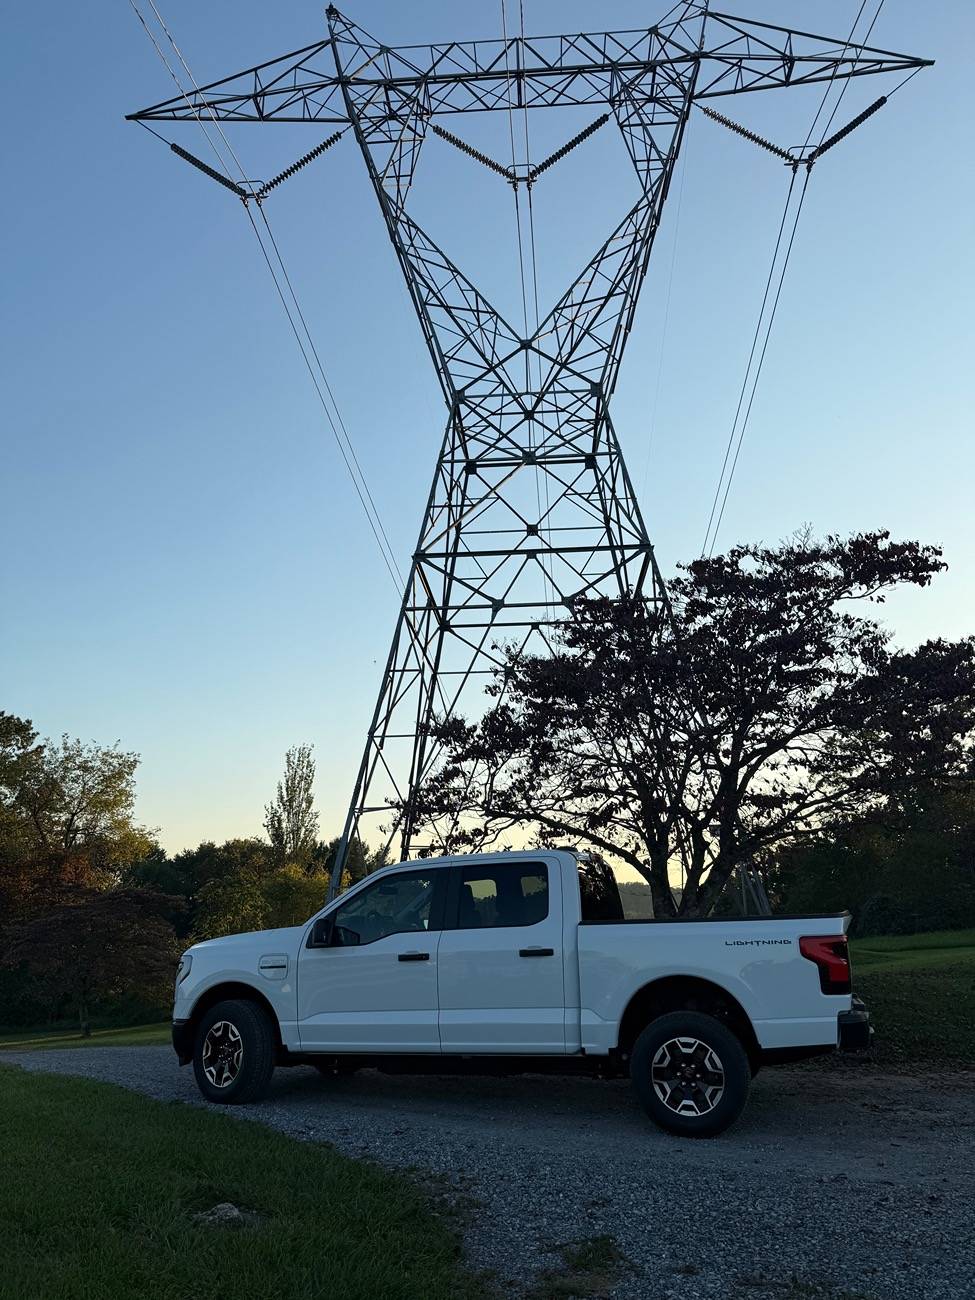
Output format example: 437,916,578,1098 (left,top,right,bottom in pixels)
4,1048,973,1299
